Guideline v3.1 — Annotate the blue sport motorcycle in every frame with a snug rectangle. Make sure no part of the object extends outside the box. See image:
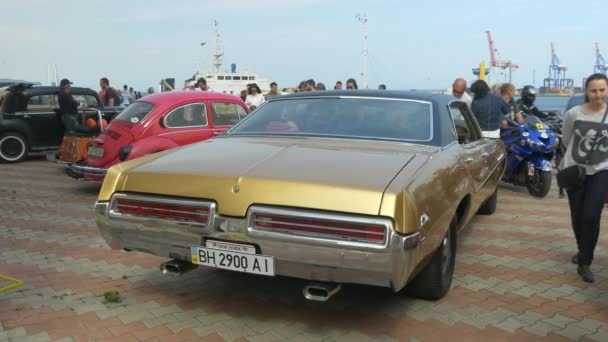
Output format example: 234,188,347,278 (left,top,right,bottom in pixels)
500,115,559,198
